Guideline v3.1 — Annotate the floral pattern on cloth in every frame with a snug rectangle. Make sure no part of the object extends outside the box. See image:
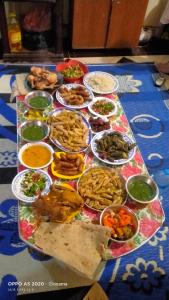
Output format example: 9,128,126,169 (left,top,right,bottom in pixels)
116,75,142,93
0,151,17,167
0,199,26,255
17,93,165,259
122,258,165,293
1,63,169,300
